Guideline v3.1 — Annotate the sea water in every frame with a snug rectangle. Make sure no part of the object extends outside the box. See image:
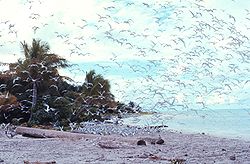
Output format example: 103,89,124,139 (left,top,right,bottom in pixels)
122,108,250,141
